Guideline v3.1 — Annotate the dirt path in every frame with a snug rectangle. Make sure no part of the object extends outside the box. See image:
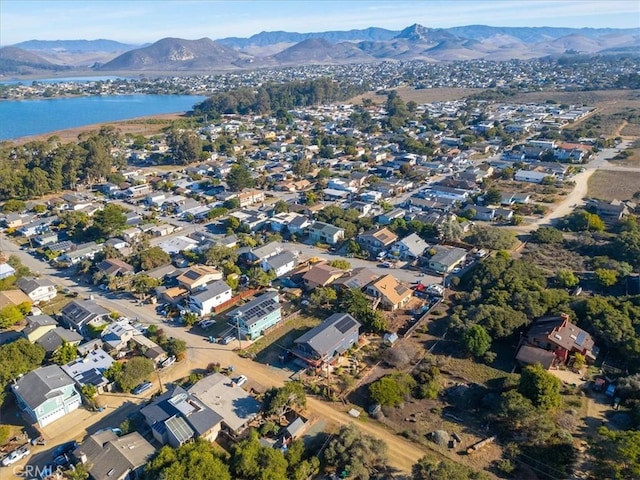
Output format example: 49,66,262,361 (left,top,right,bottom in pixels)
306,397,427,472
